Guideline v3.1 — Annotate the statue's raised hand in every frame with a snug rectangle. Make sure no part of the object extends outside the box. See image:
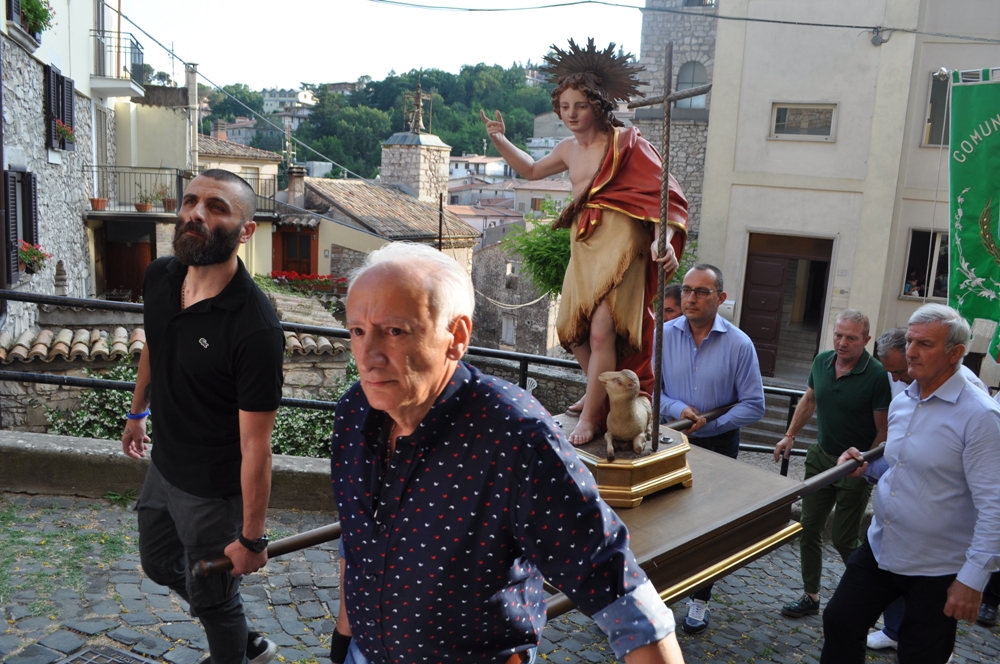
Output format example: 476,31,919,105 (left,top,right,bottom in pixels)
480,109,506,140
